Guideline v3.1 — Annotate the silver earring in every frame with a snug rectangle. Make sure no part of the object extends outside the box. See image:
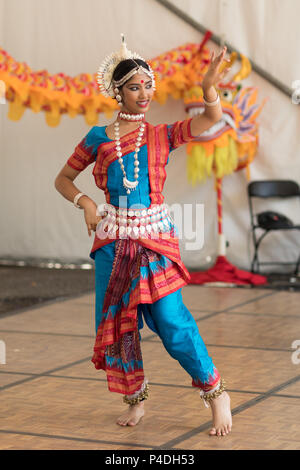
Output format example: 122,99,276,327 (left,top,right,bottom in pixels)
114,87,122,103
